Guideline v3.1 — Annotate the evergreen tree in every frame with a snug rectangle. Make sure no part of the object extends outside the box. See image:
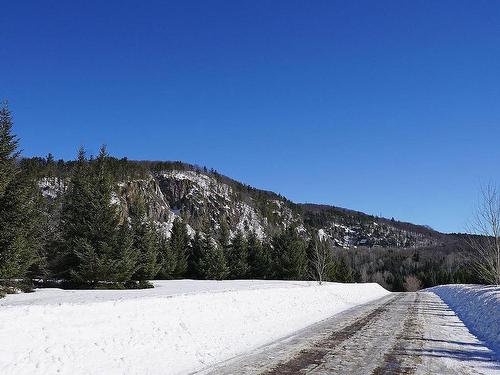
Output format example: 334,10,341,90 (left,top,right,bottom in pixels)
227,230,248,279
53,147,91,280
130,197,161,282
199,227,229,280
306,235,318,278
0,175,44,279
45,153,56,177
158,235,176,279
218,214,230,251
0,103,44,280
247,231,271,279
0,102,18,198
57,146,137,286
112,223,139,283
187,230,203,278
334,255,354,283
169,217,190,277
271,227,307,280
